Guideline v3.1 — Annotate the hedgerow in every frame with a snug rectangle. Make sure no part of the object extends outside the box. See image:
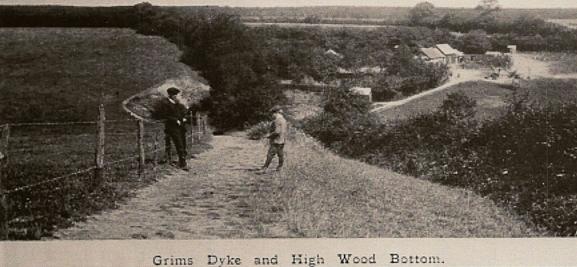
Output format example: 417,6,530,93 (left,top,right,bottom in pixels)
304,90,577,236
